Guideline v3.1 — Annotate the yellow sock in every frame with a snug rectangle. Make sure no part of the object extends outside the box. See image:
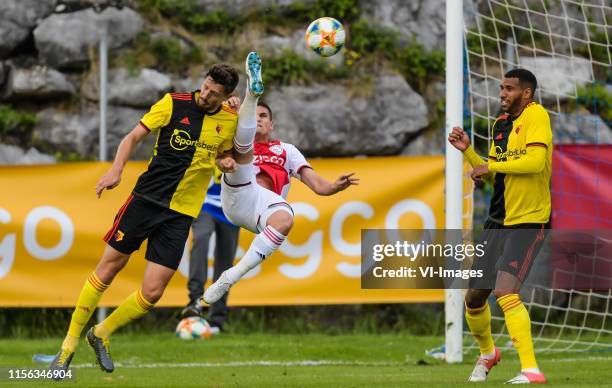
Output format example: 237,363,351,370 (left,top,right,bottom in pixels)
94,289,154,339
465,302,495,356
63,272,109,352
498,294,538,370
